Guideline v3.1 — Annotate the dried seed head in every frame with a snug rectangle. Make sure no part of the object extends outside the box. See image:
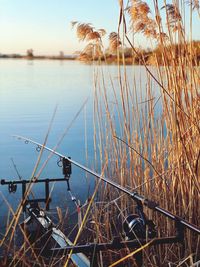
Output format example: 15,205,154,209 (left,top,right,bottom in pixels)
76,23,94,41
162,4,183,32
128,0,151,21
86,31,101,41
71,21,106,43
134,22,146,32
128,0,158,39
109,32,121,52
98,29,107,37
162,4,182,24
138,1,151,14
